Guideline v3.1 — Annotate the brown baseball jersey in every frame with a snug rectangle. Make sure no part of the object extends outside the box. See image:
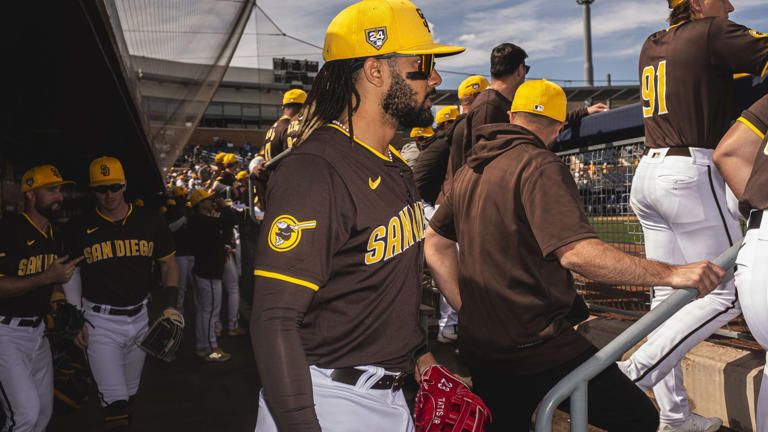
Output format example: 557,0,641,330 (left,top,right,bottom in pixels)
284,116,301,149
264,116,292,161
640,18,768,149
430,123,598,373
65,204,175,307
739,94,768,216
253,124,425,372
0,213,60,317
